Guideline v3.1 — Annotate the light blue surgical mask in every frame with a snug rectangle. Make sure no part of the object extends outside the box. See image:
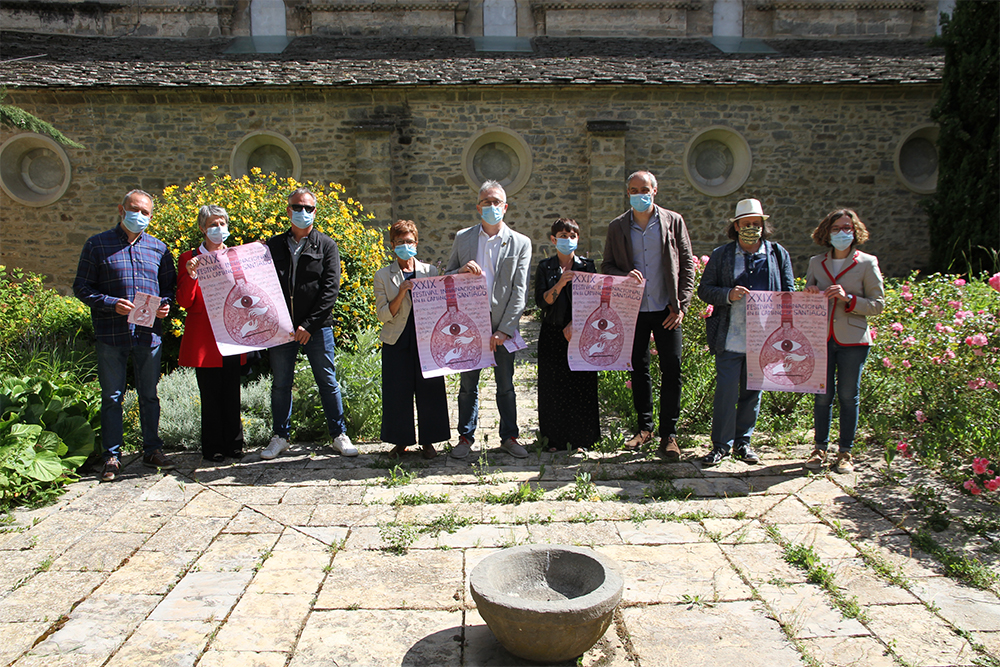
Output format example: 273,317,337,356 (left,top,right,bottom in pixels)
630,193,653,213
480,203,504,225
393,243,417,261
555,237,578,255
290,208,315,229
205,224,230,245
830,230,855,251
121,209,151,234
